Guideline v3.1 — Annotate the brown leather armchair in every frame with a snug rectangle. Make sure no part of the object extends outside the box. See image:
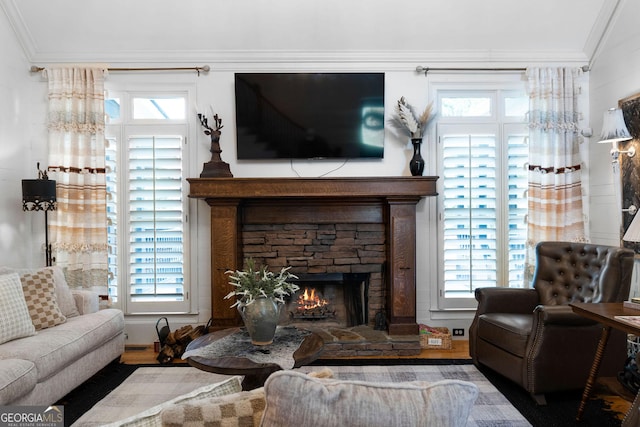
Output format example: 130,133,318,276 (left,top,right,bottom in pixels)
469,241,635,404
